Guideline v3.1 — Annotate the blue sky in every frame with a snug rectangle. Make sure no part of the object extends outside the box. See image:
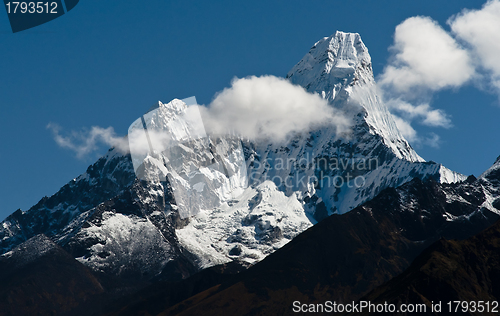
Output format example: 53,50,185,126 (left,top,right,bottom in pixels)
1,0,499,220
